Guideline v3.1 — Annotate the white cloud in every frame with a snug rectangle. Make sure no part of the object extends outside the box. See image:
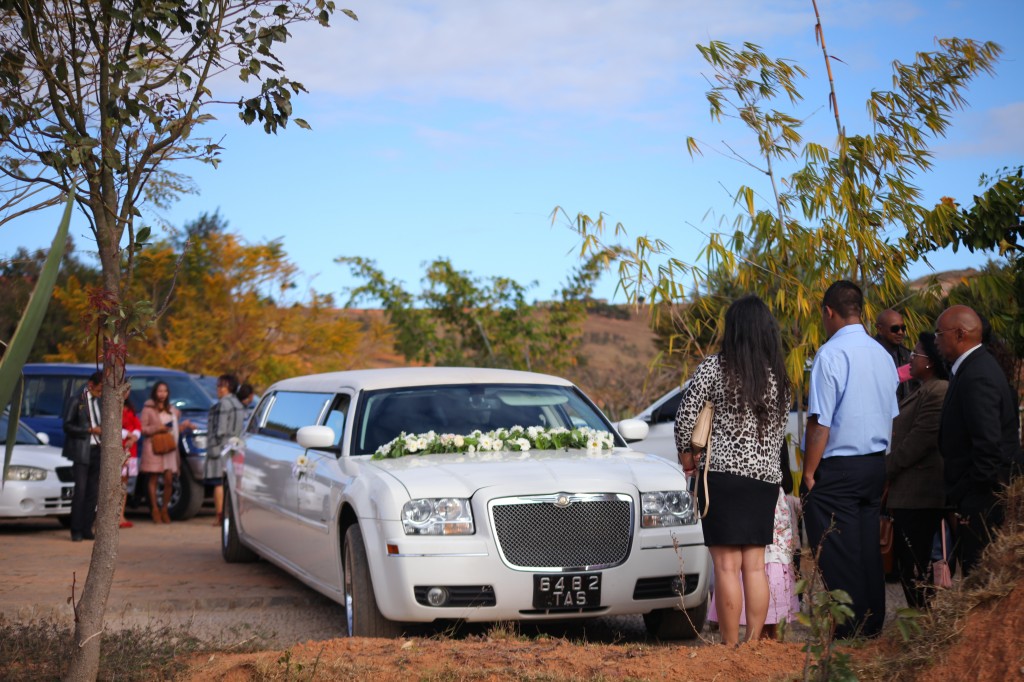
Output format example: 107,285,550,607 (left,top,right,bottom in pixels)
939,102,1024,157
279,0,919,114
